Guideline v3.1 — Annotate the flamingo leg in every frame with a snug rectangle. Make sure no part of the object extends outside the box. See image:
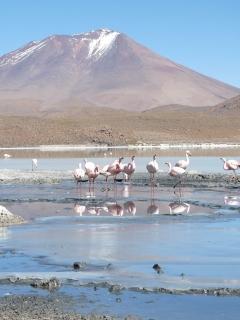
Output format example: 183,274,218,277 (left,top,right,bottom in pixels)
173,179,181,189
179,179,182,200
233,170,239,183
